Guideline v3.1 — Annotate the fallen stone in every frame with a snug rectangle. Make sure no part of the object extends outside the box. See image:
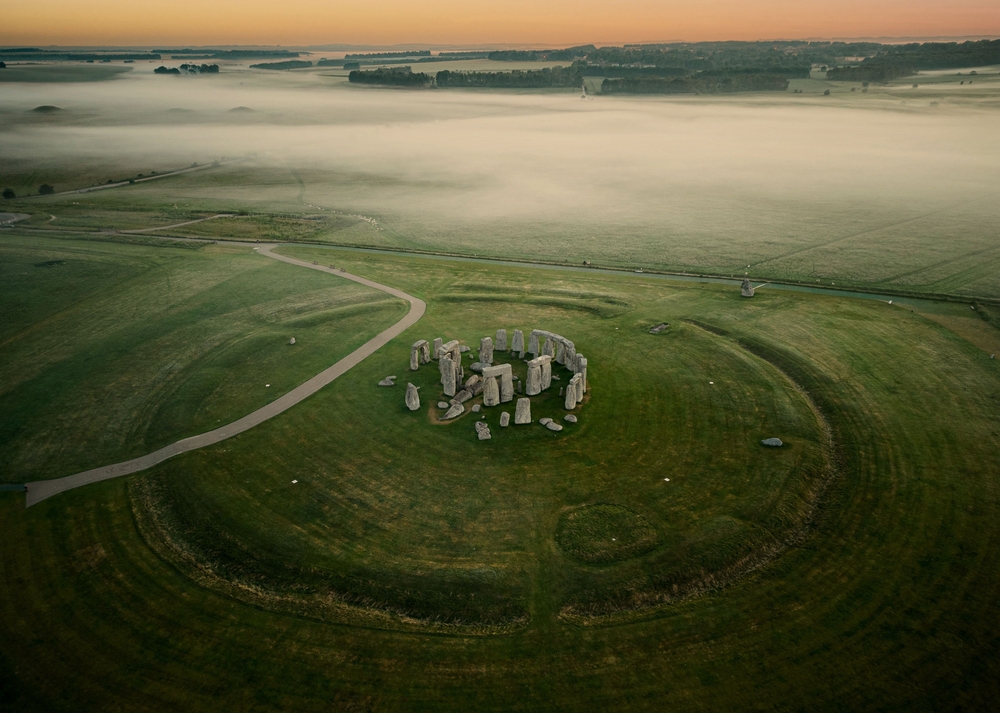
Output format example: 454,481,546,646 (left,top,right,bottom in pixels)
437,401,450,409
475,421,489,433
472,404,482,413
515,397,531,424
477,427,492,441
552,374,560,381
545,422,563,432
649,323,669,334
459,345,471,353
378,377,396,387
451,389,473,405
539,417,552,426
289,337,296,345
761,438,783,447
471,362,485,373
564,414,578,423
442,403,465,420
500,412,510,427
405,383,420,411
